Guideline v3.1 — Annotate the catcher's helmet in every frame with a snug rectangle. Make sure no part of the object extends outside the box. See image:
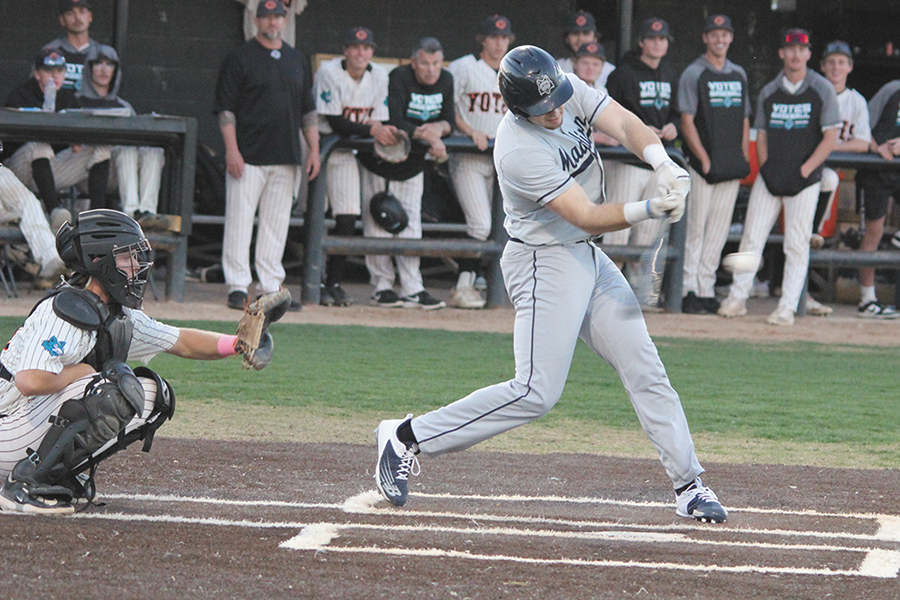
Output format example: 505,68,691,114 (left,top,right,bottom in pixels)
499,45,573,118
57,209,154,309
369,191,408,234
